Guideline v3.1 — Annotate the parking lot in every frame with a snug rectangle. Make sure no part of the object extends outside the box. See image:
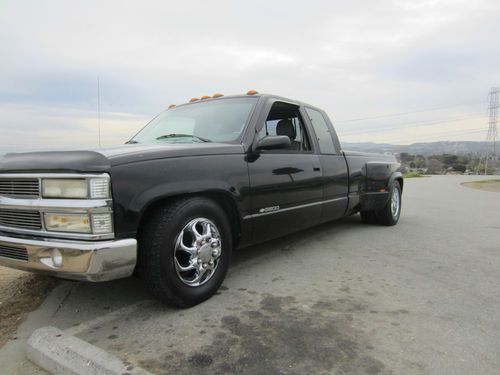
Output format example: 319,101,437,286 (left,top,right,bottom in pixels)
1,175,499,375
